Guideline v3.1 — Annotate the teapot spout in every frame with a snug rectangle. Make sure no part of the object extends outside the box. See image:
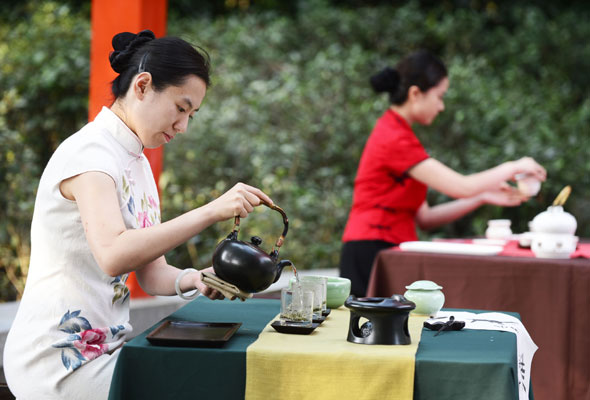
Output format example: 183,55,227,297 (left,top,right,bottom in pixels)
273,260,293,283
